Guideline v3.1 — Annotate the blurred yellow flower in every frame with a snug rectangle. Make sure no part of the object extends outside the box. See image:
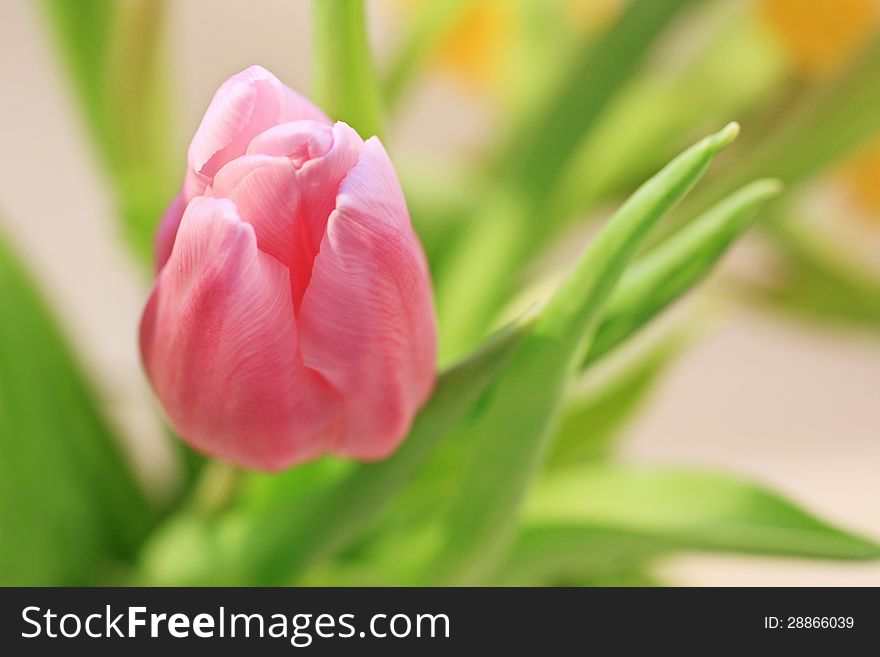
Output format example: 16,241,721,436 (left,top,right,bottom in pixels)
759,0,878,77
761,0,880,221
841,140,880,223
433,0,512,92
400,0,620,94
